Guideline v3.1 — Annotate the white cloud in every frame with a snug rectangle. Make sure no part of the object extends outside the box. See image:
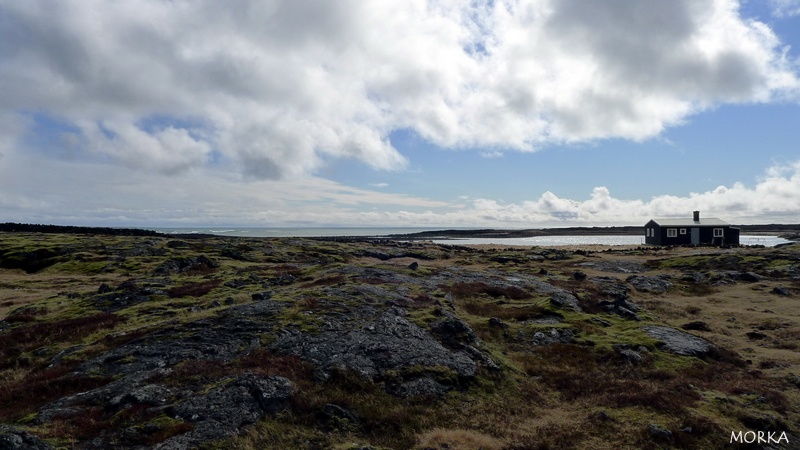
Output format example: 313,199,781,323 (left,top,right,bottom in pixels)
2,146,798,227
769,0,800,17
1,0,798,180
